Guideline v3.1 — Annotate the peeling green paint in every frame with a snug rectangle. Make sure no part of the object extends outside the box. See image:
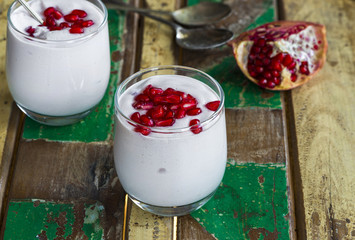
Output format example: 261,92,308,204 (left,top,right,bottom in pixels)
4,200,105,239
191,161,290,240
